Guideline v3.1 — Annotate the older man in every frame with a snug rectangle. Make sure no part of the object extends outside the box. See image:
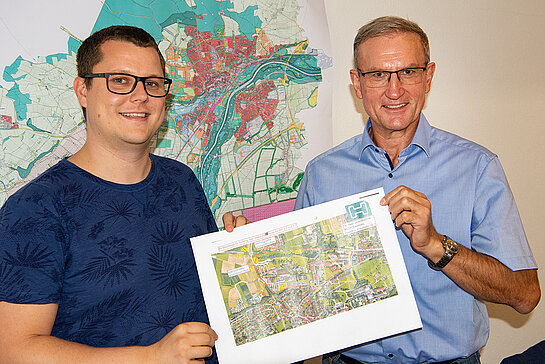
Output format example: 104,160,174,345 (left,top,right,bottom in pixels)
295,16,540,363
0,25,218,363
